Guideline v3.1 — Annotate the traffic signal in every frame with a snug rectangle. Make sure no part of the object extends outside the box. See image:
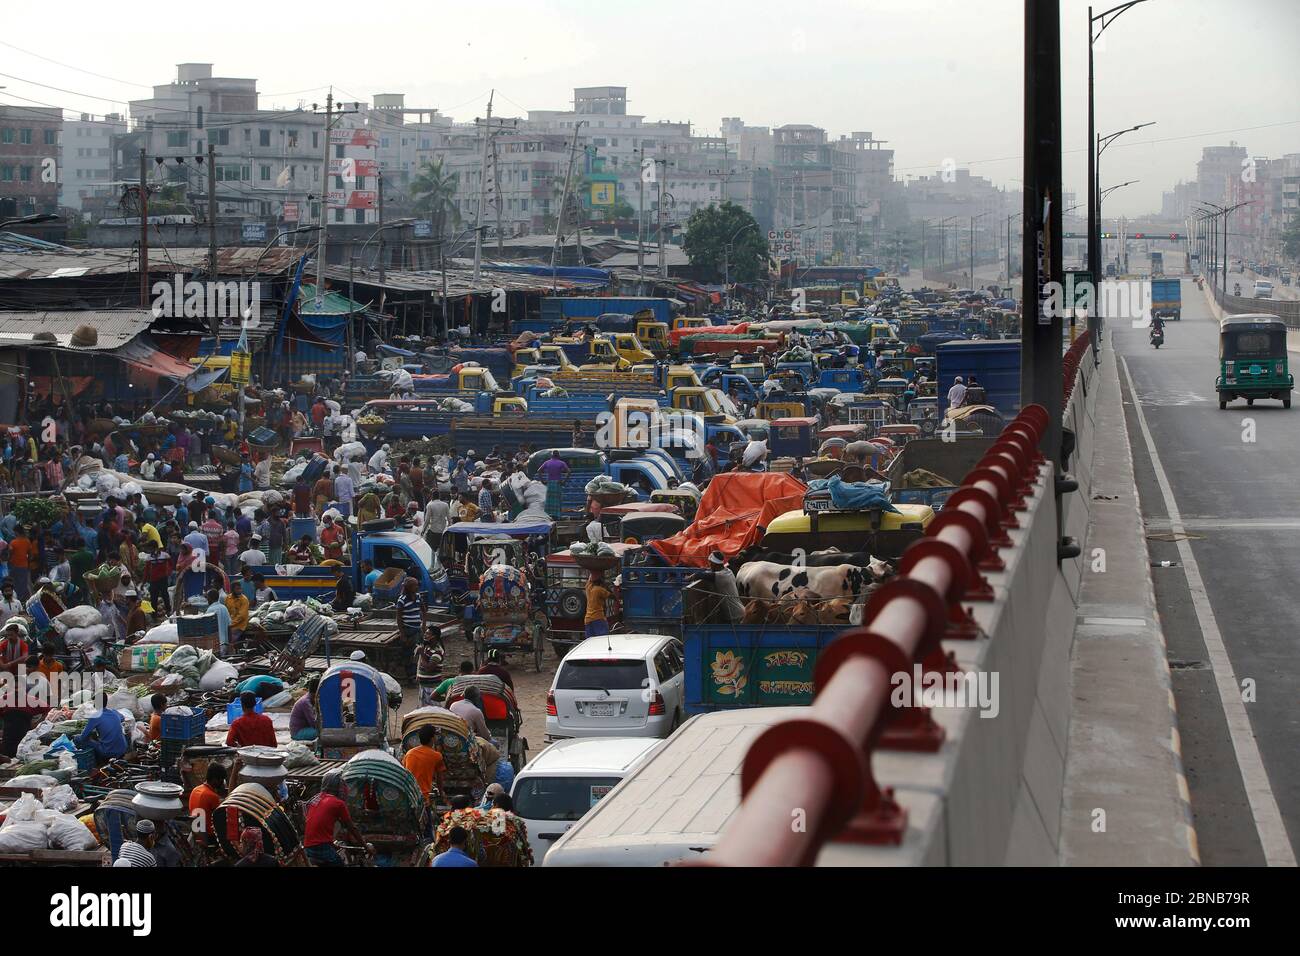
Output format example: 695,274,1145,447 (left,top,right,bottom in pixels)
1134,232,1144,238
1169,233,1179,240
